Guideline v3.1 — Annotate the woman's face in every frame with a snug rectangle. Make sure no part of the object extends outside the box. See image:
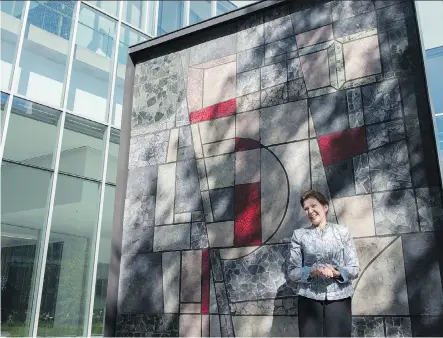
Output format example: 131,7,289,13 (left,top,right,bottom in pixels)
302,197,328,226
